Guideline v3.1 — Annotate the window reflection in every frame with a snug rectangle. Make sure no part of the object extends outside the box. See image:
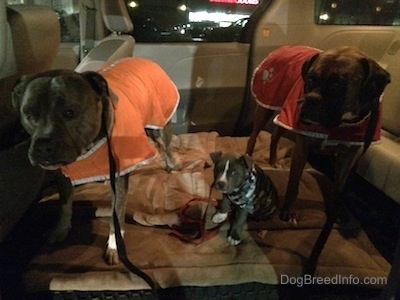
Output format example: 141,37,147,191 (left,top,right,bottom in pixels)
315,0,400,25
125,0,259,42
